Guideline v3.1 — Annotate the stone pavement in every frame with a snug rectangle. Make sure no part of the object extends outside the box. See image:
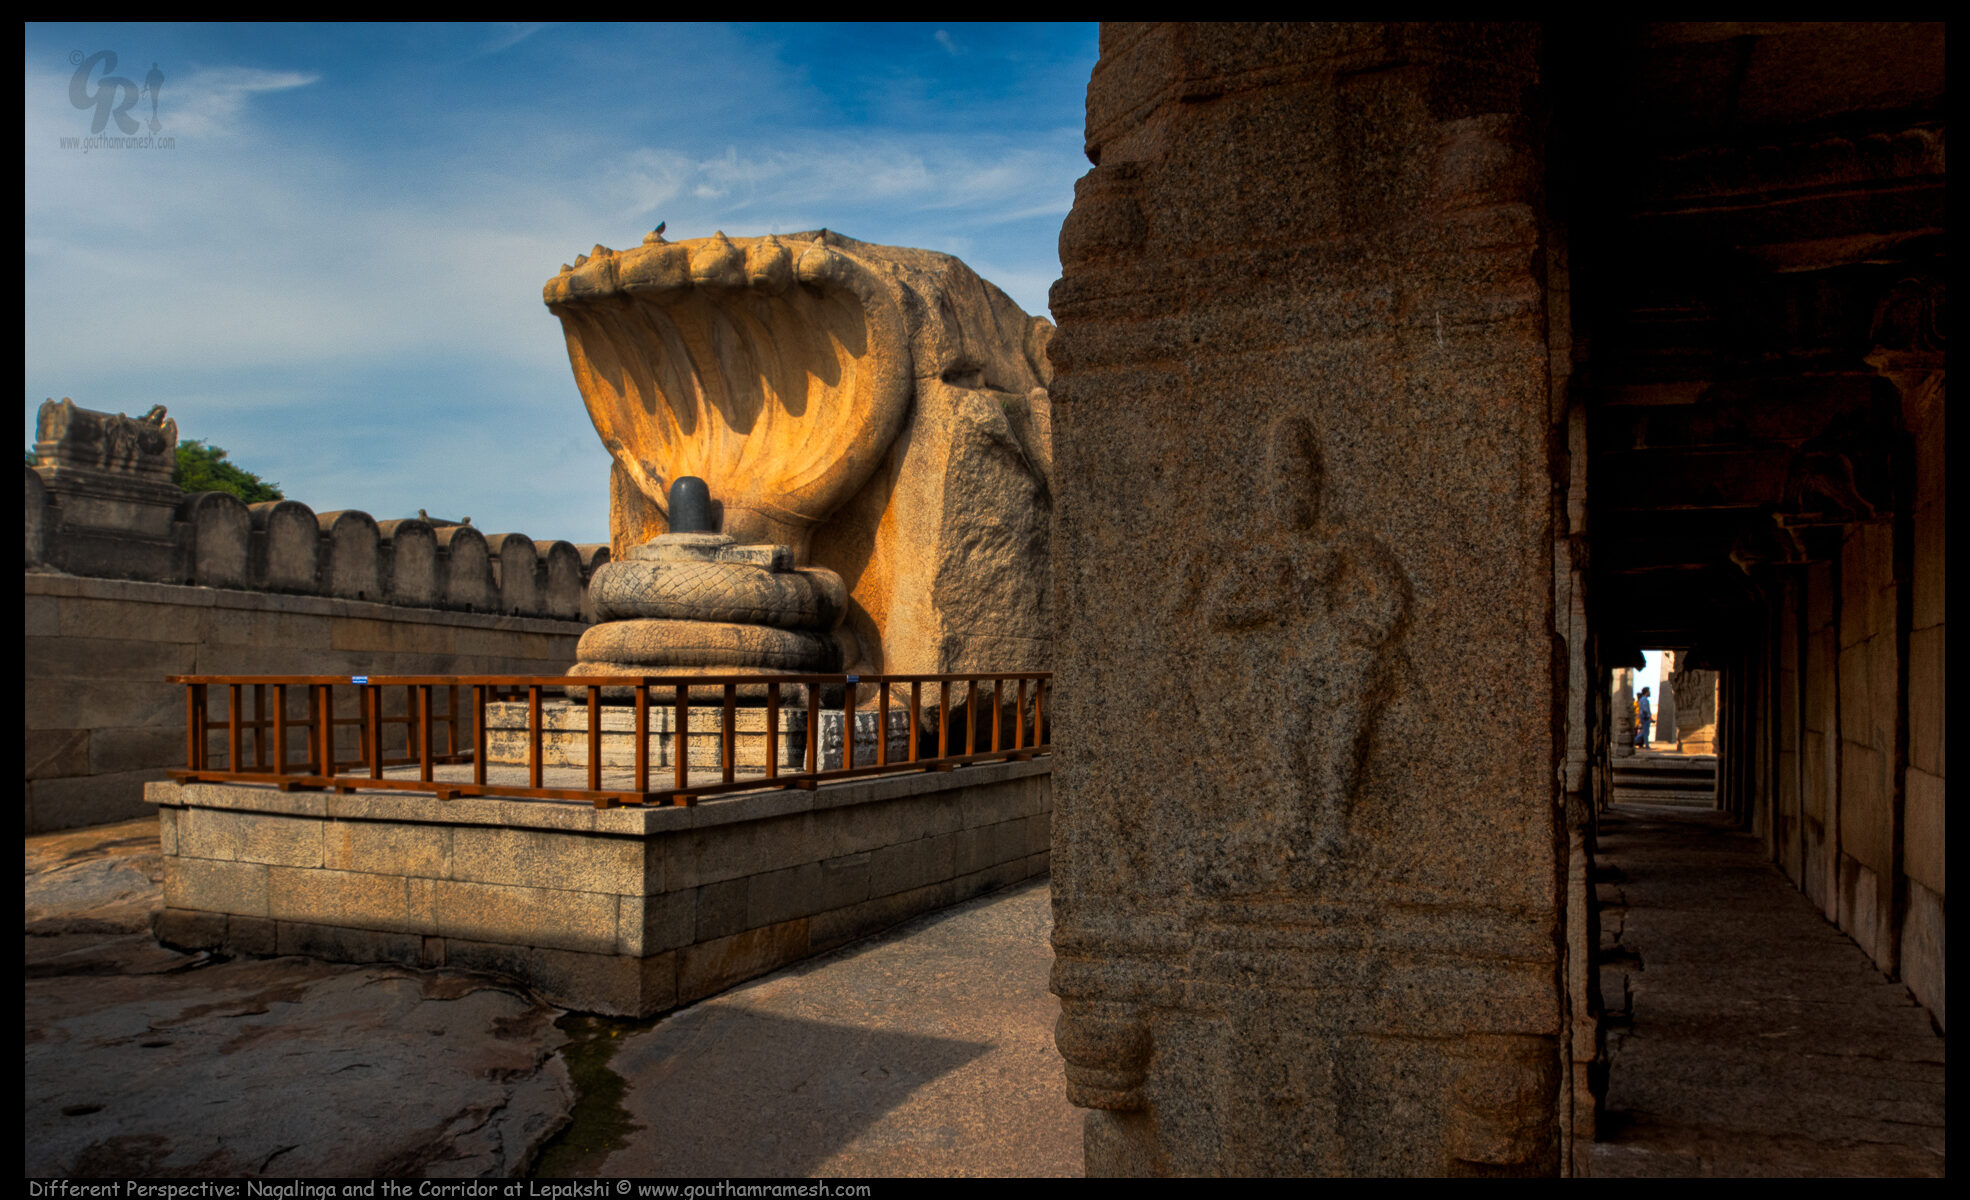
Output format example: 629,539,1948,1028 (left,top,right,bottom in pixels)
25,817,1078,1179
1591,796,1946,1177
